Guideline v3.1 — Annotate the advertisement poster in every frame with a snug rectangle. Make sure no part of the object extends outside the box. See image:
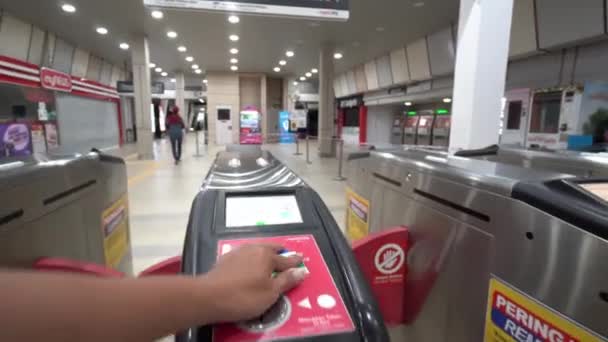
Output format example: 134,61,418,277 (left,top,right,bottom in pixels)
289,110,307,132
44,122,59,150
484,277,604,342
30,123,47,154
345,187,370,241
143,0,349,20
102,196,130,268
279,111,295,143
0,123,32,157
581,82,608,144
